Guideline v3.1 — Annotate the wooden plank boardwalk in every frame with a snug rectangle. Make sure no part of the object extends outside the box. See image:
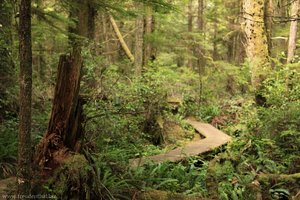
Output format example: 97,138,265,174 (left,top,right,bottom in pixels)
129,119,232,168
